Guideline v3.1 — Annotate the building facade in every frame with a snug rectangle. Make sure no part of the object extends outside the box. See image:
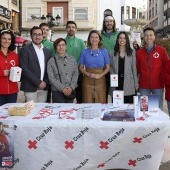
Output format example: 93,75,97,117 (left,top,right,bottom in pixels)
97,0,145,32
163,0,170,37
0,0,20,34
145,0,164,37
21,0,98,41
